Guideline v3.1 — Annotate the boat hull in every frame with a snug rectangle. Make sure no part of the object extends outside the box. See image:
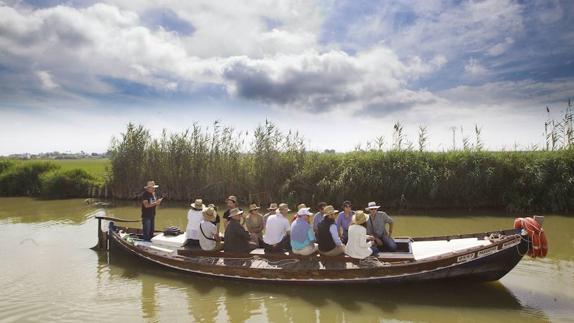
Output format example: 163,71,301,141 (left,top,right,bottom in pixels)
106,225,528,285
